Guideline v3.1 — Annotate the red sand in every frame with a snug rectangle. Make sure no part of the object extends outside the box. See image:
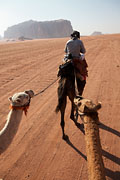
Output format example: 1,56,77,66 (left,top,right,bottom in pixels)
0,35,120,180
